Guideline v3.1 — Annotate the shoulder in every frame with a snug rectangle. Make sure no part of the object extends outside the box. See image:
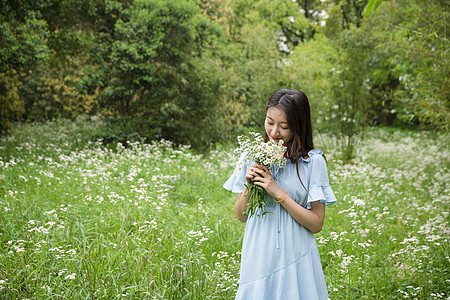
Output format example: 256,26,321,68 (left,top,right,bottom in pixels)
301,148,325,164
